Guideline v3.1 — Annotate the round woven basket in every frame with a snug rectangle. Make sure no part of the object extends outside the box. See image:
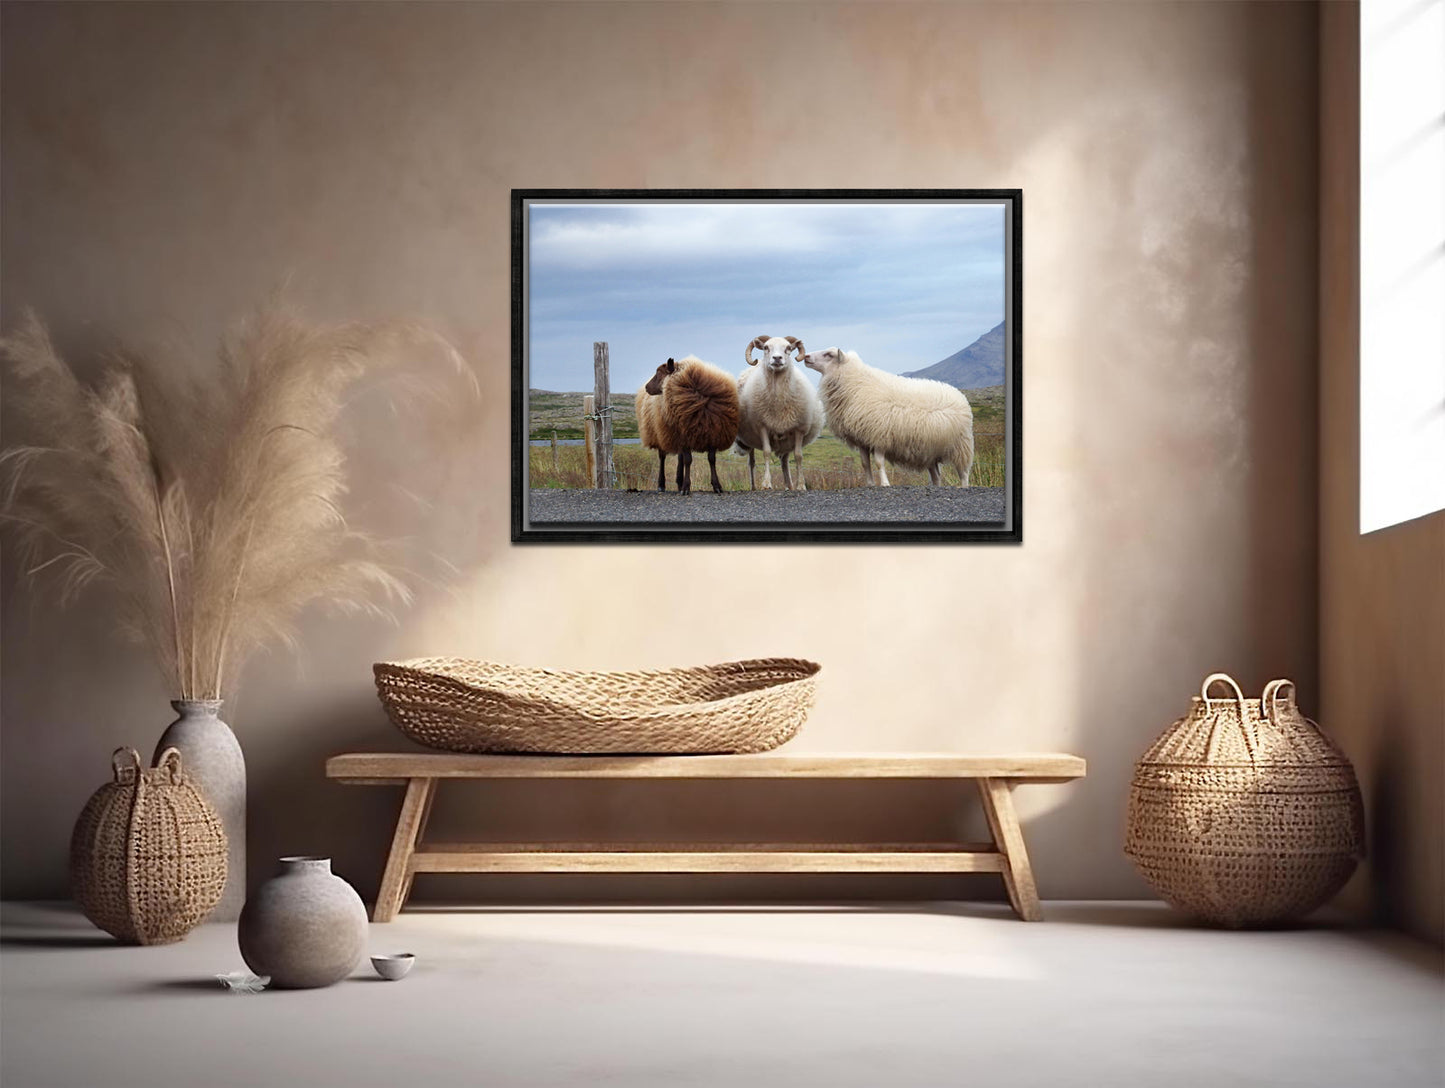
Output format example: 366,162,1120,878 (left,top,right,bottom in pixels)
1125,673,1364,927
373,657,822,754
69,747,228,945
